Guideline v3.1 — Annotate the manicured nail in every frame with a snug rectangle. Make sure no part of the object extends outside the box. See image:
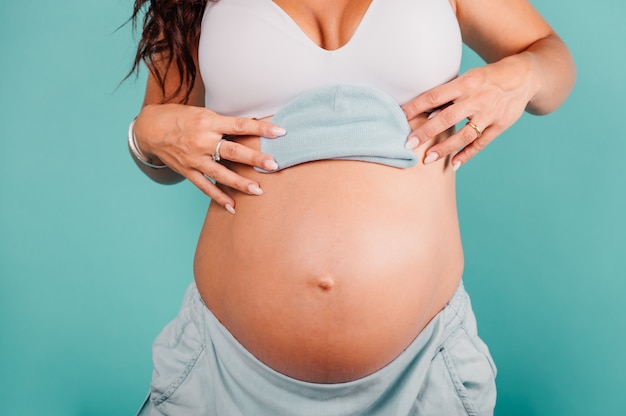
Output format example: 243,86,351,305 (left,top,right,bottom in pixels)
270,126,287,137
225,203,236,215
248,184,263,195
428,109,441,120
405,136,419,149
452,160,462,171
424,152,439,164
263,159,279,171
